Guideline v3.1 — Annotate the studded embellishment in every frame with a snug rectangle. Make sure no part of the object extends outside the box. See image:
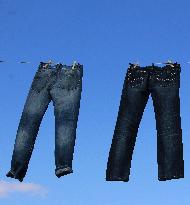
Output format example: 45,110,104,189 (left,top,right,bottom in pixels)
153,68,180,87
125,65,181,88
126,69,146,88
